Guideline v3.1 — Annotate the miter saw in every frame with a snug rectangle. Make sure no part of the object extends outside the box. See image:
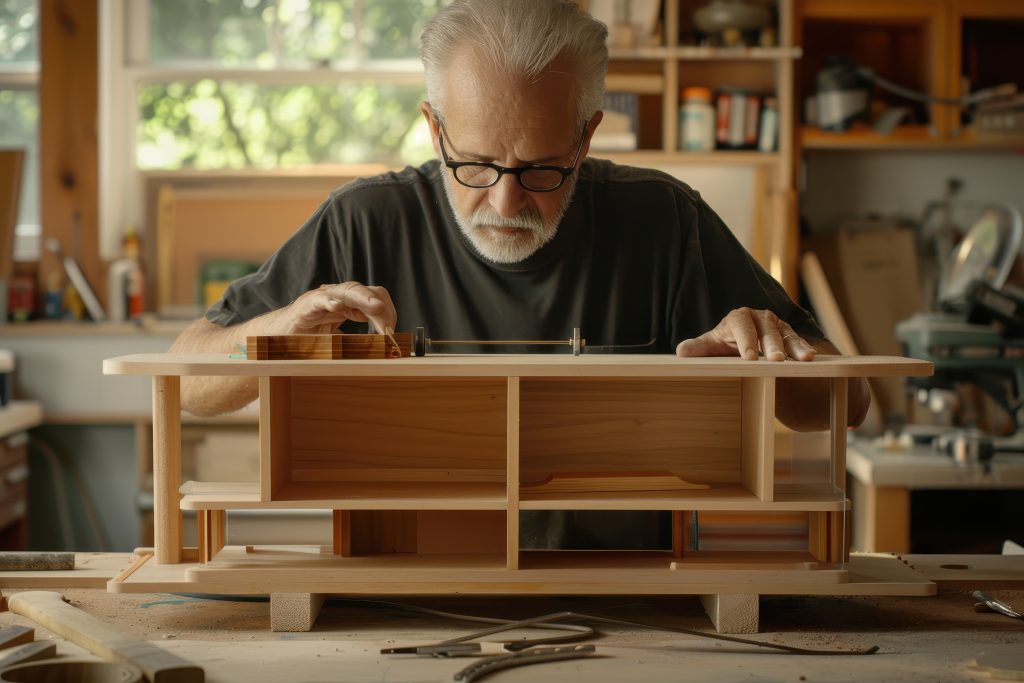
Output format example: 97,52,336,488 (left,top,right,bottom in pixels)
896,204,1024,461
